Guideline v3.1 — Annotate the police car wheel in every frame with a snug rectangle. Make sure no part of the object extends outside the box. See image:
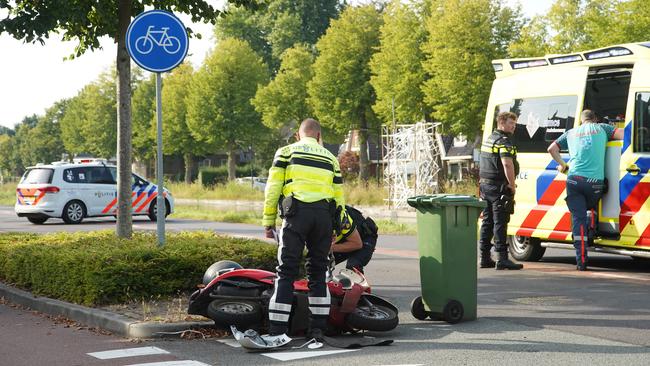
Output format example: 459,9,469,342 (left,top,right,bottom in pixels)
62,200,85,224
508,235,545,262
148,200,170,222
27,217,48,225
